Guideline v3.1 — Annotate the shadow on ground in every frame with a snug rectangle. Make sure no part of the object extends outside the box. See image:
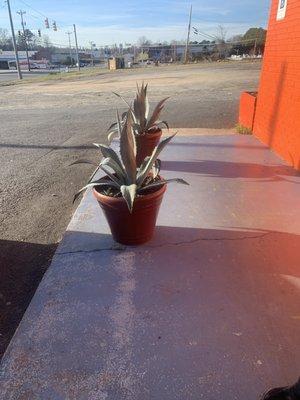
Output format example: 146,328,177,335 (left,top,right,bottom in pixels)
162,160,300,181
0,240,58,359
